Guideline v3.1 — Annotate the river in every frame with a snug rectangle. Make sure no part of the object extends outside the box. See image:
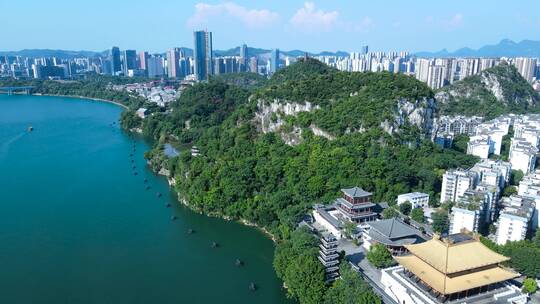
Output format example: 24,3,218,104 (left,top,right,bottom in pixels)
0,95,291,303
